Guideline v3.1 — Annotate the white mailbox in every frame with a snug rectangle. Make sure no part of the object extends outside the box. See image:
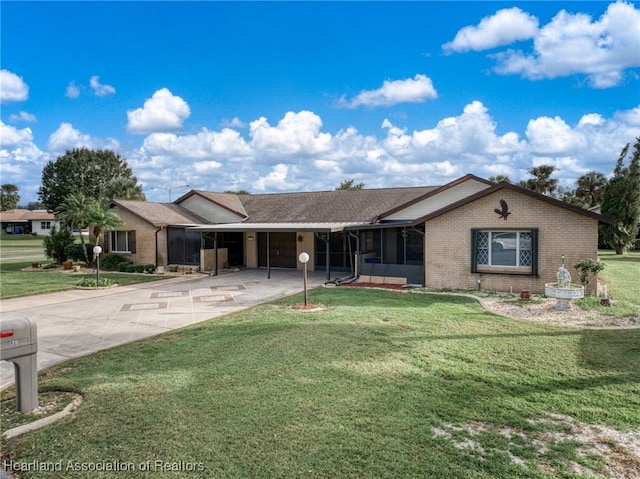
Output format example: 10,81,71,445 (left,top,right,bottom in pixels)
1,318,38,412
